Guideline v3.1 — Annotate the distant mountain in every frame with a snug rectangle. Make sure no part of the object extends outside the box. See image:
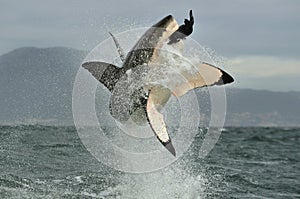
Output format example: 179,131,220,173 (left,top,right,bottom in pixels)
0,47,299,126
0,47,86,125
226,88,300,126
